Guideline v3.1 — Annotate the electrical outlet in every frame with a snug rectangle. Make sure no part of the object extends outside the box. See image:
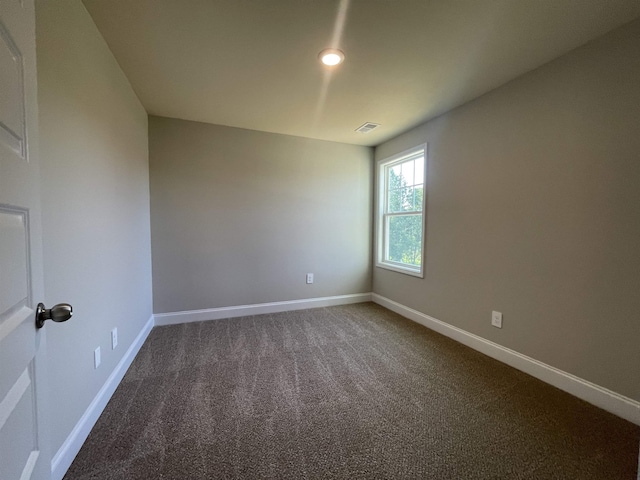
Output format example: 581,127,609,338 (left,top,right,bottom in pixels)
111,328,118,349
306,273,314,284
491,311,503,329
94,347,101,368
